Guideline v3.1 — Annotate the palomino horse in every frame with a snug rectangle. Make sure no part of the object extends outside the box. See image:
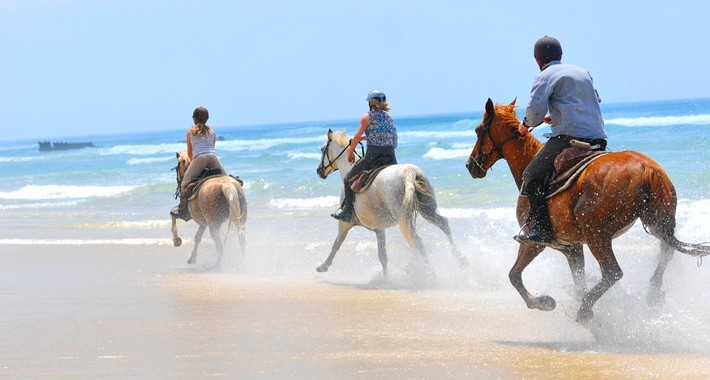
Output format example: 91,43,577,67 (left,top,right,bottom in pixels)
316,129,467,275
465,98,709,322
171,151,247,266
